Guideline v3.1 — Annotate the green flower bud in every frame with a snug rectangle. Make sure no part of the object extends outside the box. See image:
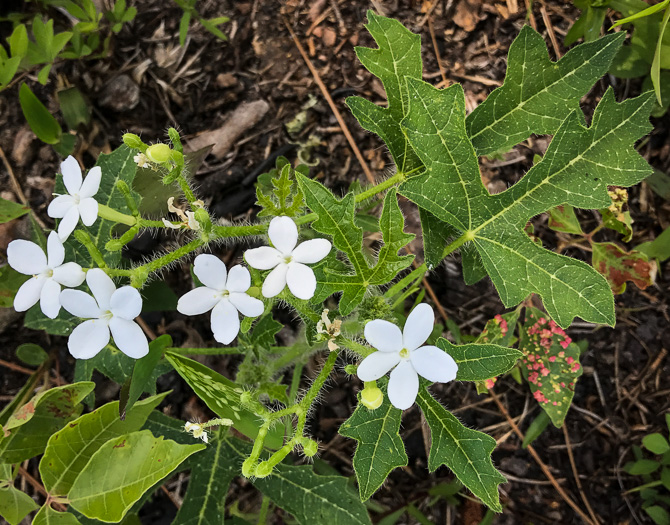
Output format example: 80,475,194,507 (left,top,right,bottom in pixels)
255,461,273,478
344,364,357,375
194,207,210,229
302,439,318,457
146,143,172,164
360,384,383,410
168,128,183,152
122,133,145,150
106,239,124,252
241,457,256,478
246,286,261,299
